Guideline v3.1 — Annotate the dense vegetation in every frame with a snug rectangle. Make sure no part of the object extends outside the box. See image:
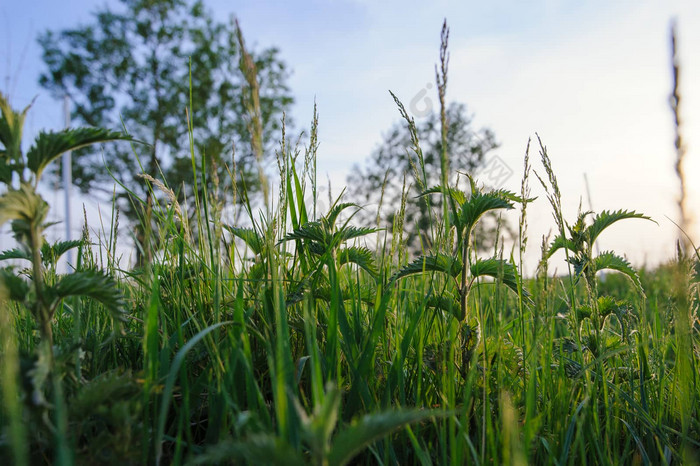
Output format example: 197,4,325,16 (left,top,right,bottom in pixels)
1,23,699,466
